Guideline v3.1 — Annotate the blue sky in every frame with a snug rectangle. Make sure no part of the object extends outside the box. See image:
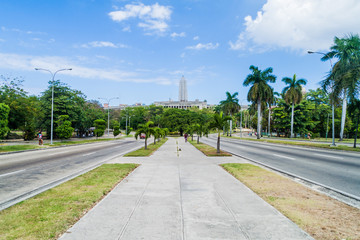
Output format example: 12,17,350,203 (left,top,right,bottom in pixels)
0,0,359,106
